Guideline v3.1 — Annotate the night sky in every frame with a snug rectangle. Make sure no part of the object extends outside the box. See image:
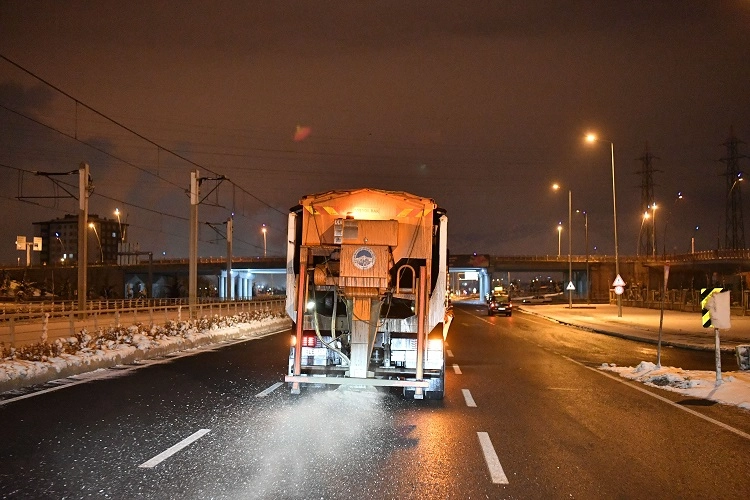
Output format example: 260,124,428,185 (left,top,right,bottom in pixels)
1,1,749,265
